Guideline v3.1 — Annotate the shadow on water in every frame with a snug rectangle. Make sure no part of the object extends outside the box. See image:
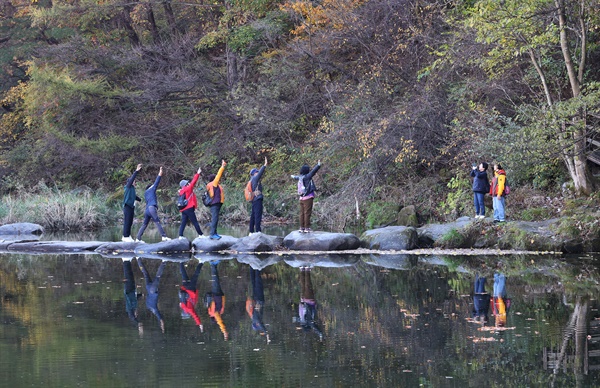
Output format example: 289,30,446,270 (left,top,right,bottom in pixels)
1,249,600,386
